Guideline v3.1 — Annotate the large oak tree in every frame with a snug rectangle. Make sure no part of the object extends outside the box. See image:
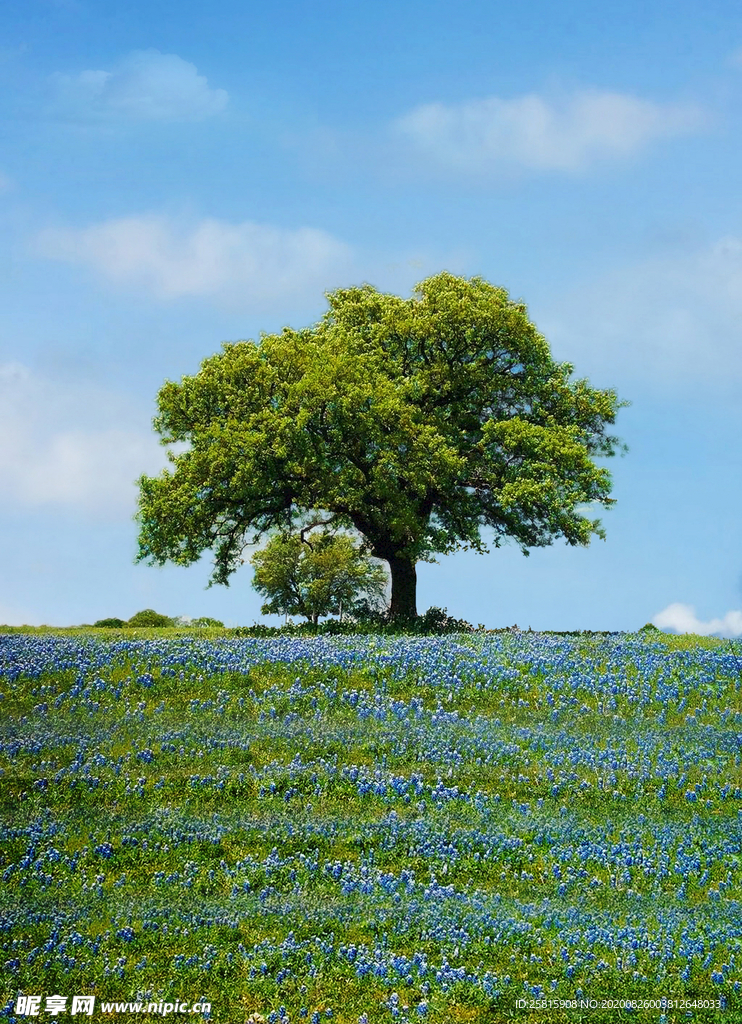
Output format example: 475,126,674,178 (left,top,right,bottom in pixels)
136,273,625,618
